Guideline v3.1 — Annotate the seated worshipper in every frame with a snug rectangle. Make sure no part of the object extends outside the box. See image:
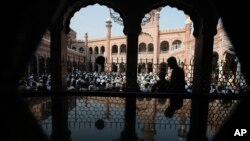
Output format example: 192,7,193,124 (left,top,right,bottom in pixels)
164,57,185,118
151,71,170,92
